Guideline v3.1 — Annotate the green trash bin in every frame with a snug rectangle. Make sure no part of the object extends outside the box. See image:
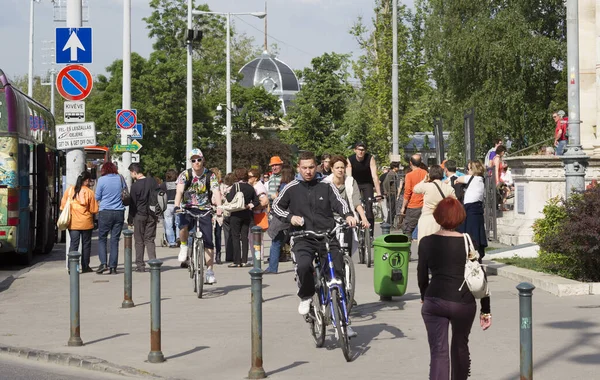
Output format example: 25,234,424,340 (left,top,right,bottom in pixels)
373,234,411,299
